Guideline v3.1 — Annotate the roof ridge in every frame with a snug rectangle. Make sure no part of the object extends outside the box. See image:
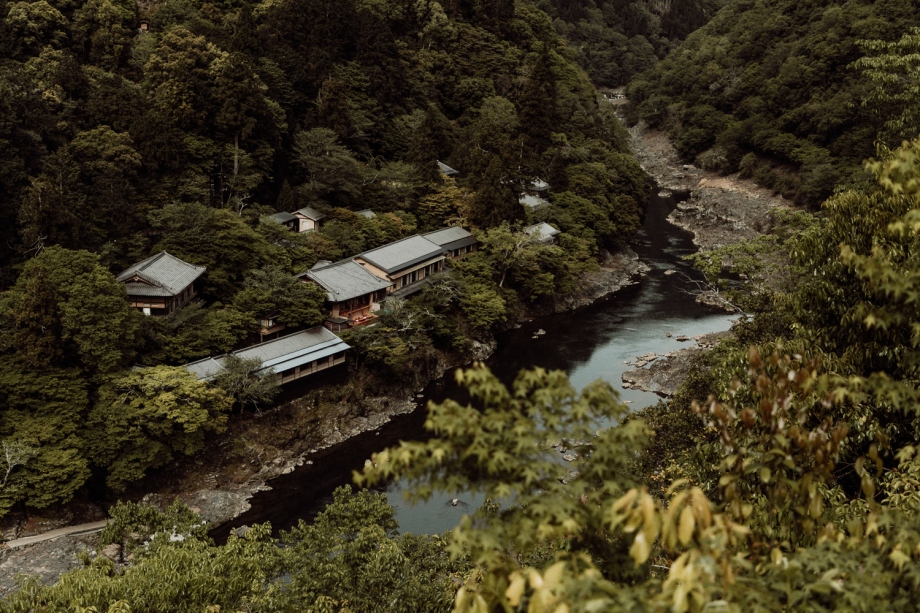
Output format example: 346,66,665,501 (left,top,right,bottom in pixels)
361,233,438,254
